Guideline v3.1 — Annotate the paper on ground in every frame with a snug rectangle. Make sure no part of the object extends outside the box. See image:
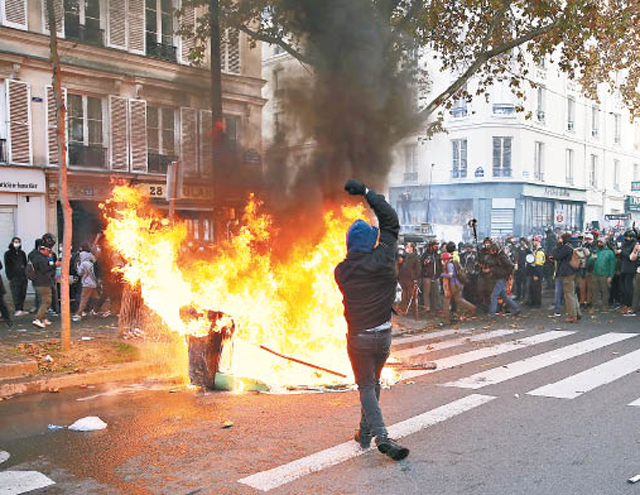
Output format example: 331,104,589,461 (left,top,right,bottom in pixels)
68,416,107,432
